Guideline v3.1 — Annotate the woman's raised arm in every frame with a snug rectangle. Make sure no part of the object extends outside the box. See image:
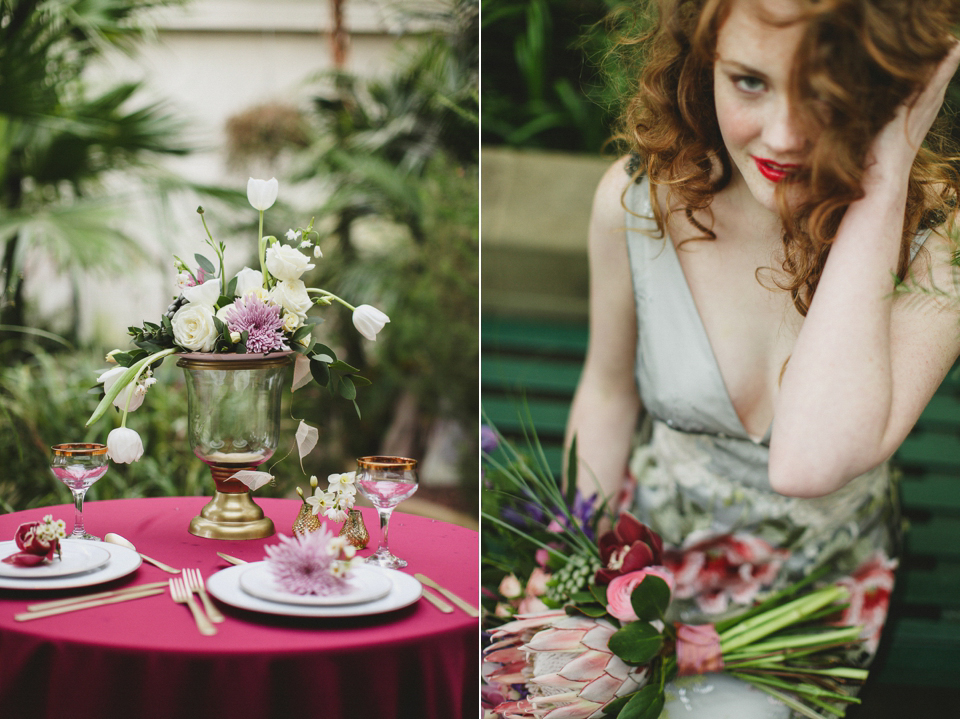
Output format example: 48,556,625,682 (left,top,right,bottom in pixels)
770,42,960,497
566,157,643,503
